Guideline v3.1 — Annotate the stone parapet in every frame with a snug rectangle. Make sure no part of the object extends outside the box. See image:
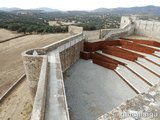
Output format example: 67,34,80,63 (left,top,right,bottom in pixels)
100,28,119,39
22,49,46,99
68,25,83,35
103,23,135,40
135,20,160,39
31,56,48,120
21,26,84,120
